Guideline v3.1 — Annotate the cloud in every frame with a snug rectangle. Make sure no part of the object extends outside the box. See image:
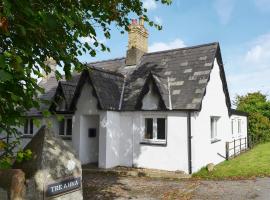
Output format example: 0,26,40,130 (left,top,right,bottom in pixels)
254,0,270,12
154,16,163,25
149,39,186,52
244,33,270,69
214,0,235,24
228,69,270,98
79,36,106,45
143,0,157,10
226,32,270,98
